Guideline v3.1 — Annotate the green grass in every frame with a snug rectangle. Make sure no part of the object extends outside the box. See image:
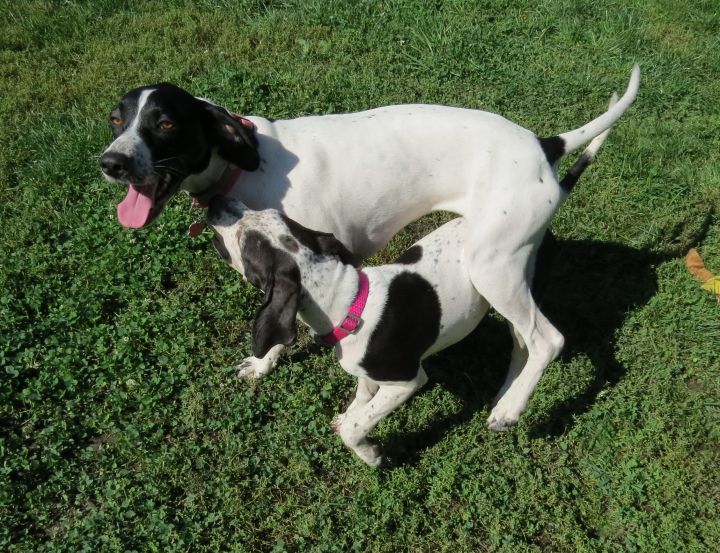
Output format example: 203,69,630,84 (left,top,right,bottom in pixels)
2,0,719,551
